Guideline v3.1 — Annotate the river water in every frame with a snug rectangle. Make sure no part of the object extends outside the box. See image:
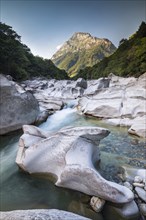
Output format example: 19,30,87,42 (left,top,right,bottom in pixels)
0,107,145,219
